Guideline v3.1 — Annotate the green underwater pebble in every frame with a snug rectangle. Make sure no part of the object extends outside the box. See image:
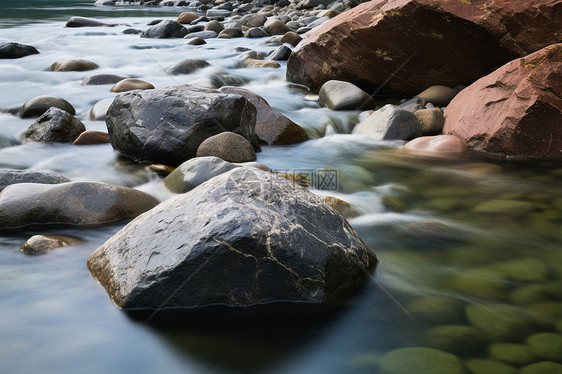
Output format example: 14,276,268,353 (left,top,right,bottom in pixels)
466,304,539,341
408,296,465,324
426,325,486,355
472,199,535,216
526,333,562,362
379,347,468,374
489,343,536,365
521,361,562,374
464,359,518,374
